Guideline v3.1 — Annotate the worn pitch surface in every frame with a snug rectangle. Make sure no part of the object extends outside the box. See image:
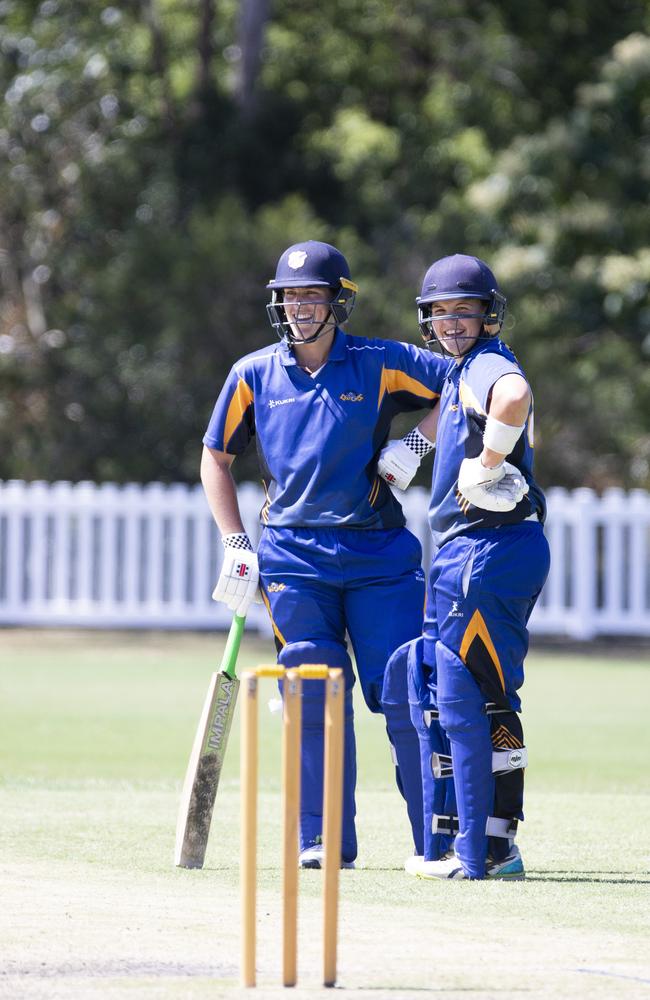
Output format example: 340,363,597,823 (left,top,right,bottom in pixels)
1,630,649,999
